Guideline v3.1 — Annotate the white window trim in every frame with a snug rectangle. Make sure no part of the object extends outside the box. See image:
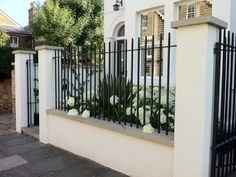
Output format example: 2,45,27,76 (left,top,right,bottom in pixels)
186,3,196,19
10,36,19,48
141,15,148,31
